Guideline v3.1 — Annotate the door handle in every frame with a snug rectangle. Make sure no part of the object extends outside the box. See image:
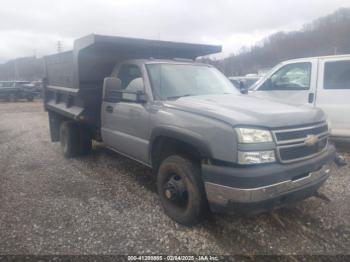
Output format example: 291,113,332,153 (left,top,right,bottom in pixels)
106,105,113,113
308,93,314,103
